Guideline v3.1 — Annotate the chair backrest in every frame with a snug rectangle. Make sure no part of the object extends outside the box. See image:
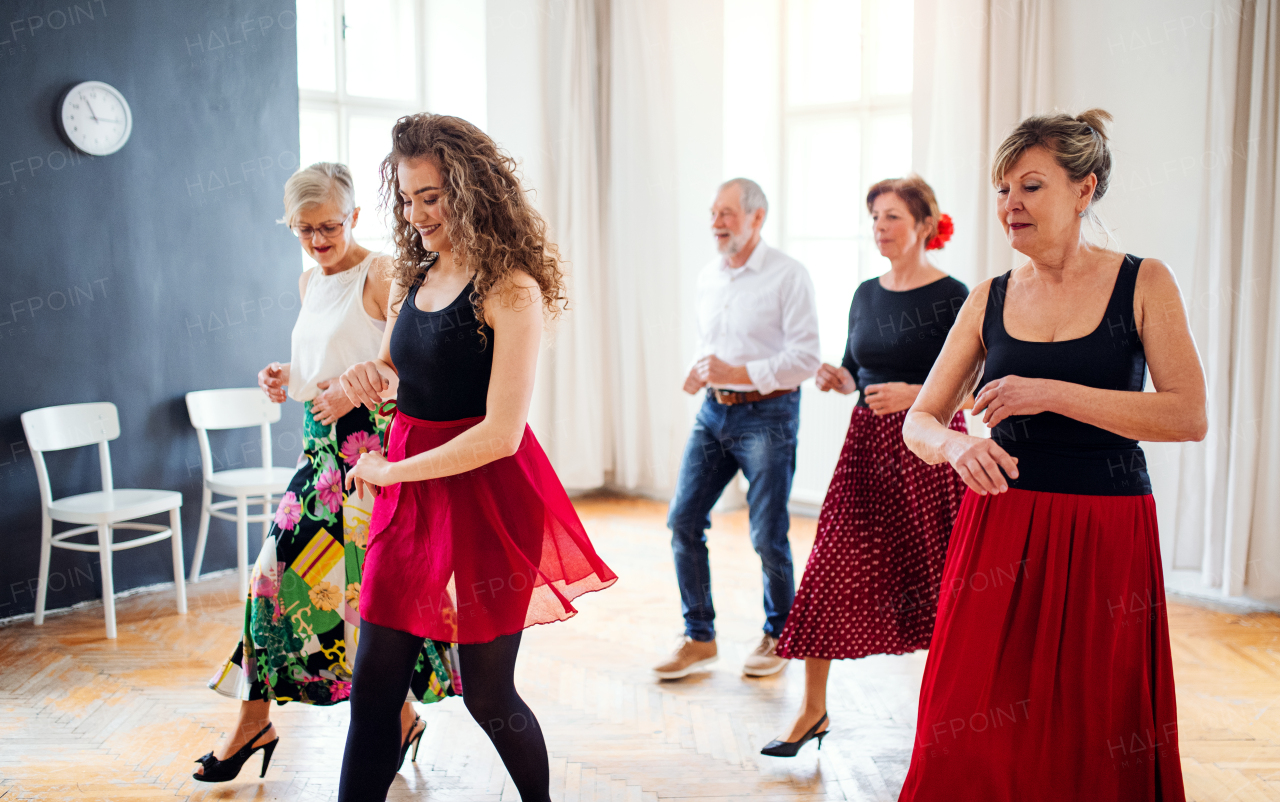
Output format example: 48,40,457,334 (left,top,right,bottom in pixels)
185,389,280,478
20,402,120,509
185,388,281,430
